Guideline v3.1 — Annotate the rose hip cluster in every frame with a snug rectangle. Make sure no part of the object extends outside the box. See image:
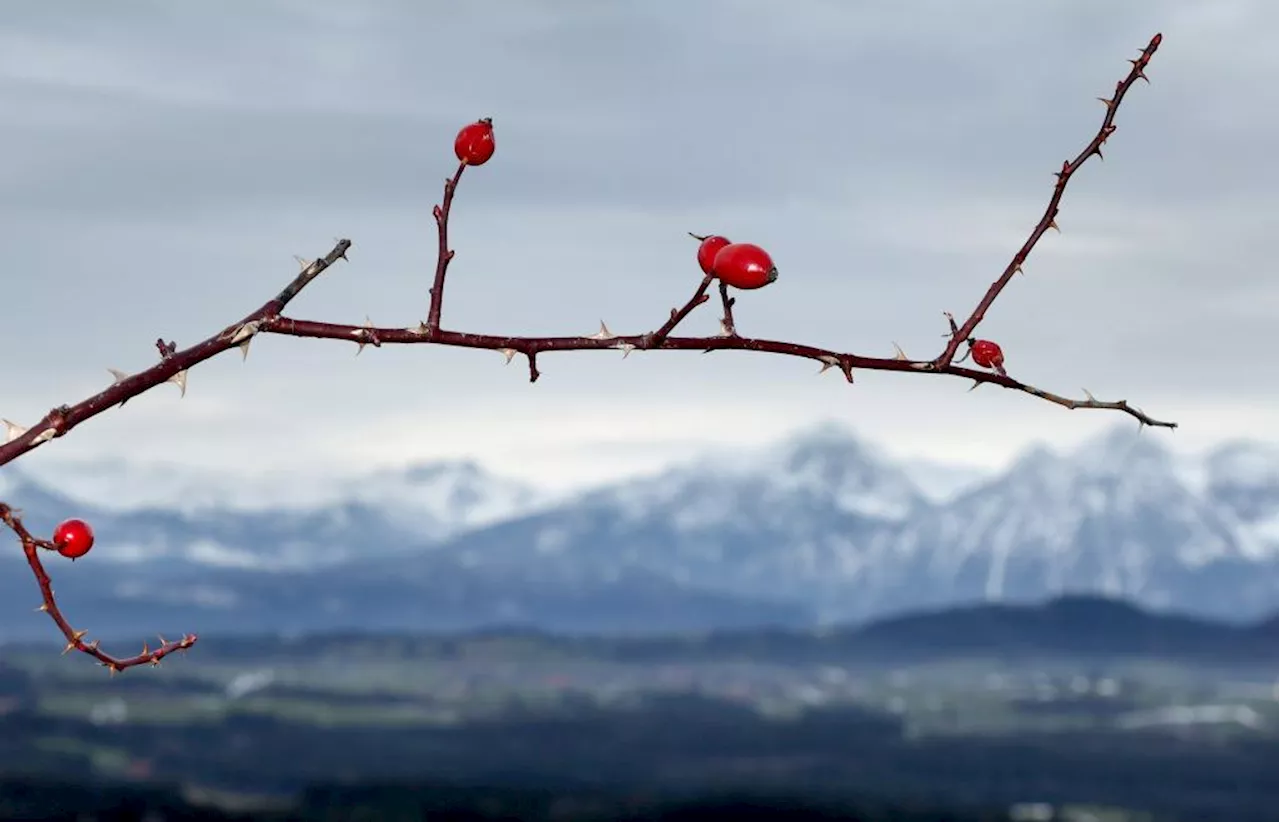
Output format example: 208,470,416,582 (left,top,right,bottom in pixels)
690,233,777,291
